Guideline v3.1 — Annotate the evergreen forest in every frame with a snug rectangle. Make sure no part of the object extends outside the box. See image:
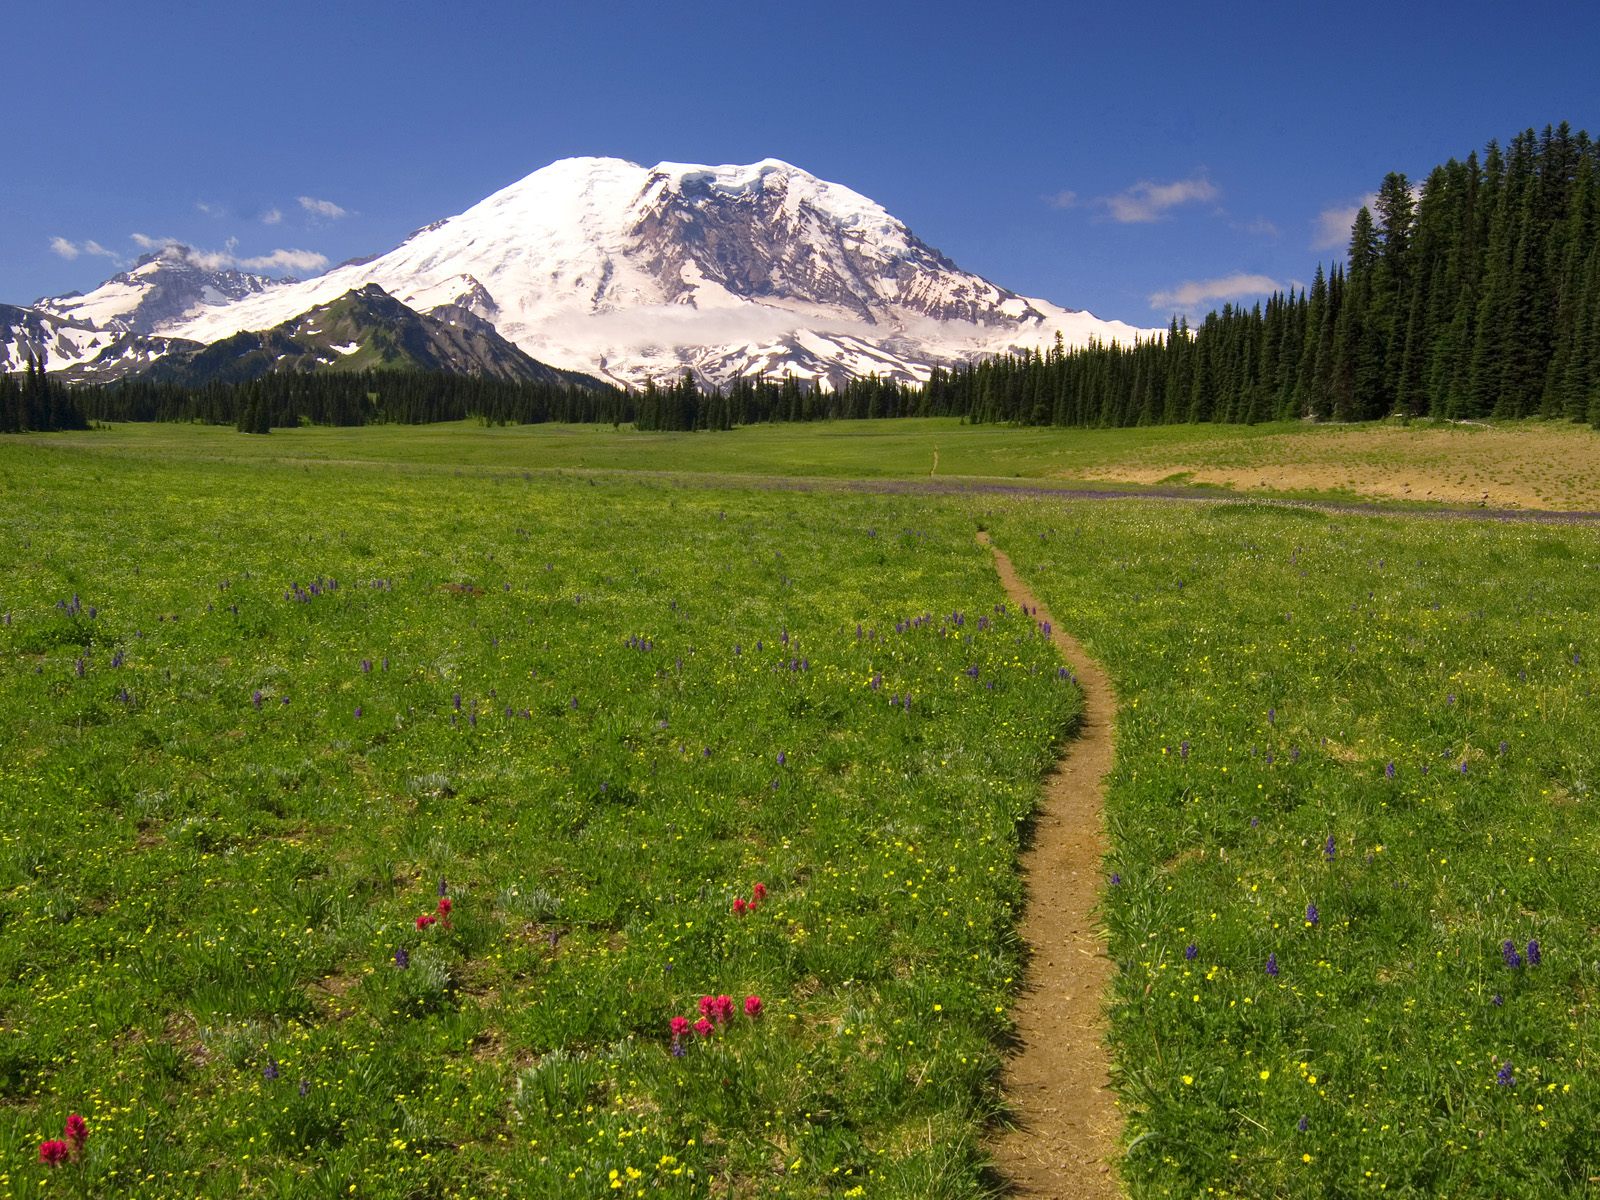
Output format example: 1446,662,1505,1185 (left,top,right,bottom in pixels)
5,123,1598,434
